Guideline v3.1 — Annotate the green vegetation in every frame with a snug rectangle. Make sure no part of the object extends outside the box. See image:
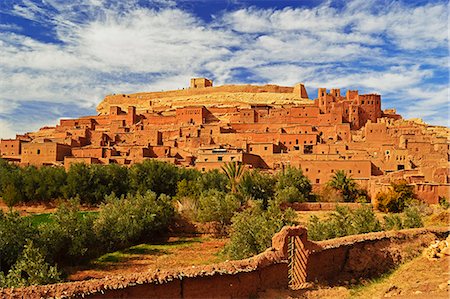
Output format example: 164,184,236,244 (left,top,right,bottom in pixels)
194,189,240,225
327,170,369,203
221,161,245,193
275,166,312,204
438,196,450,209
308,204,424,241
0,158,433,288
0,241,61,288
376,180,416,213
0,192,175,287
224,202,296,259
